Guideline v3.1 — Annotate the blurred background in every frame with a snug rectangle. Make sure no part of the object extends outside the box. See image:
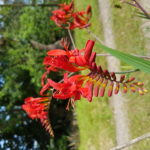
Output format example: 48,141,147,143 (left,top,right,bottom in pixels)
0,0,150,149
0,0,75,149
